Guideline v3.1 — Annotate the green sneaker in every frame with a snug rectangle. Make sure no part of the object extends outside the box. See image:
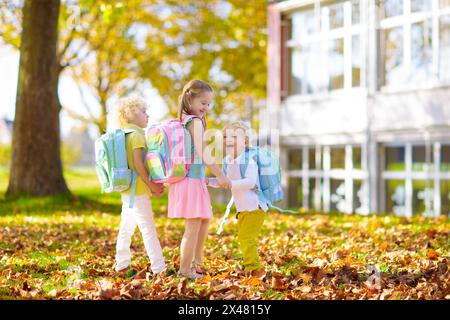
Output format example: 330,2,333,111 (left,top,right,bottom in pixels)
115,266,138,278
